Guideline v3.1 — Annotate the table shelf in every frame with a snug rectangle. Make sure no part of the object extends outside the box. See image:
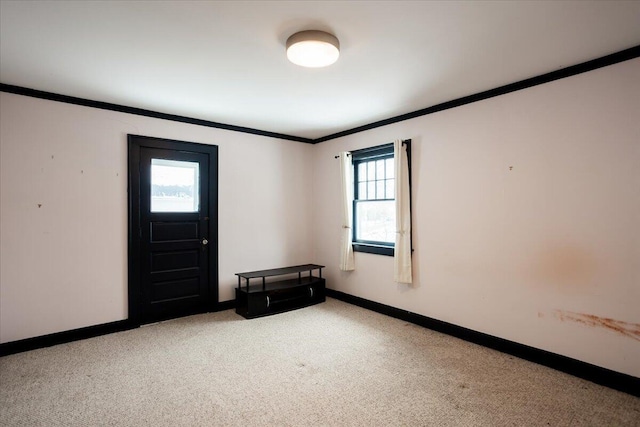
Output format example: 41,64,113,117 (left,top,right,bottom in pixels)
235,264,325,319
